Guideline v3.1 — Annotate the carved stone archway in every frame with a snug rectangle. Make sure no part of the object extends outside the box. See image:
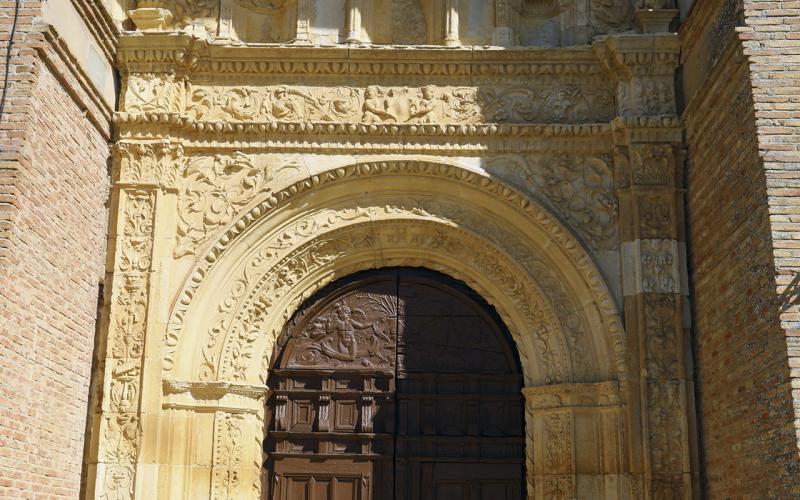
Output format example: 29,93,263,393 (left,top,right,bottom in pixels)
149,161,634,498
